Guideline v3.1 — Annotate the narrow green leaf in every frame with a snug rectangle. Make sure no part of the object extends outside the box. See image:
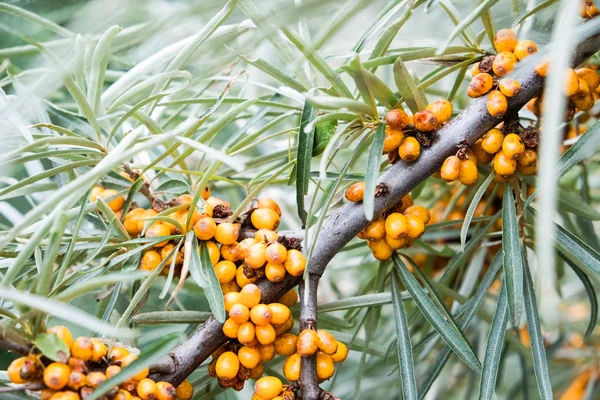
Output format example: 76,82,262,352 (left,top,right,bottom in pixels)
523,255,553,400
343,54,378,115
34,333,70,362
392,272,418,400
478,280,509,400
512,0,559,27
364,124,385,221
560,256,598,342
557,189,600,221
502,185,523,326
392,254,482,373
461,172,495,250
368,2,415,69
296,100,317,225
362,69,399,108
393,56,428,113
553,221,600,280
54,271,148,302
305,93,376,117
479,2,495,47
132,311,213,325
